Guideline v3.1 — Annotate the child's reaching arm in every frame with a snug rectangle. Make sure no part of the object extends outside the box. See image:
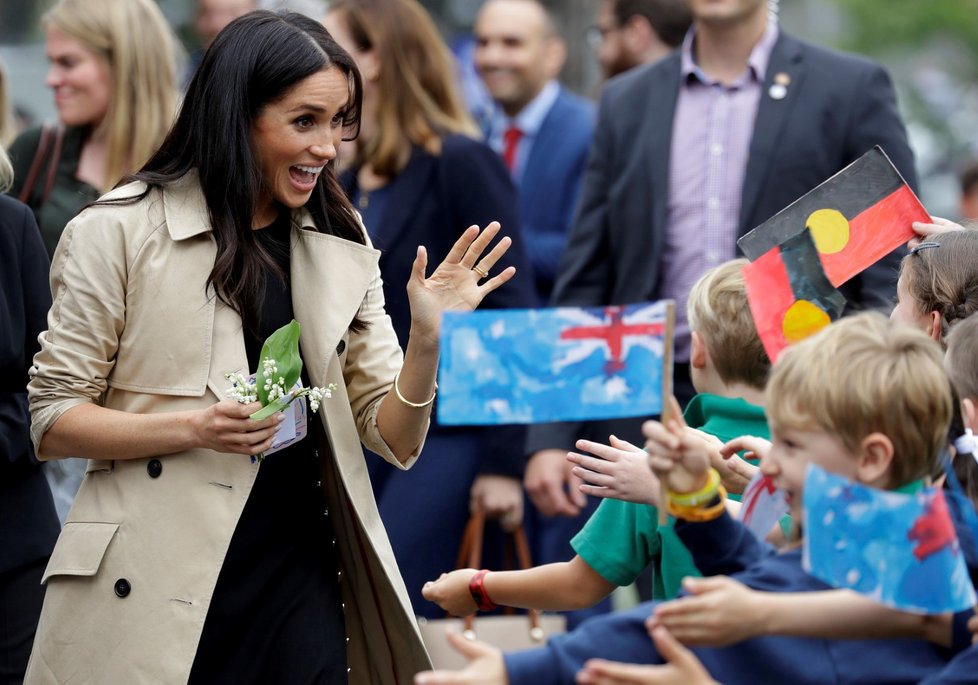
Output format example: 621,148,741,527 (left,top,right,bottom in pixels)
422,555,616,615
649,575,956,649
